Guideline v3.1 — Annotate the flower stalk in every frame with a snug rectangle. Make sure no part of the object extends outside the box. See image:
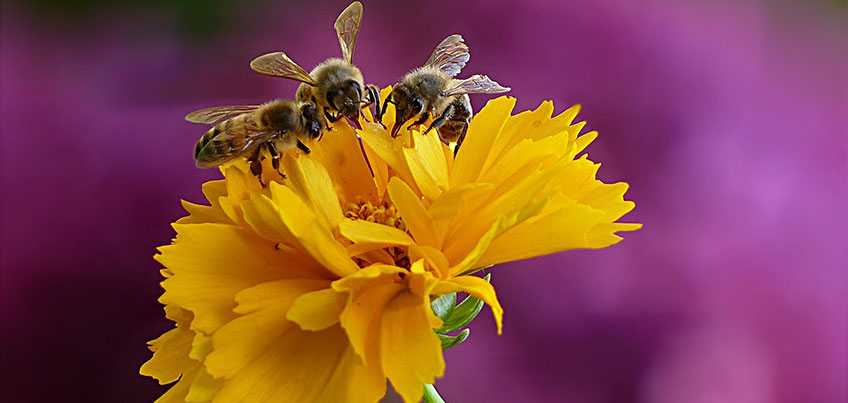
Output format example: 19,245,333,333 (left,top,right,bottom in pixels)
423,384,446,403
